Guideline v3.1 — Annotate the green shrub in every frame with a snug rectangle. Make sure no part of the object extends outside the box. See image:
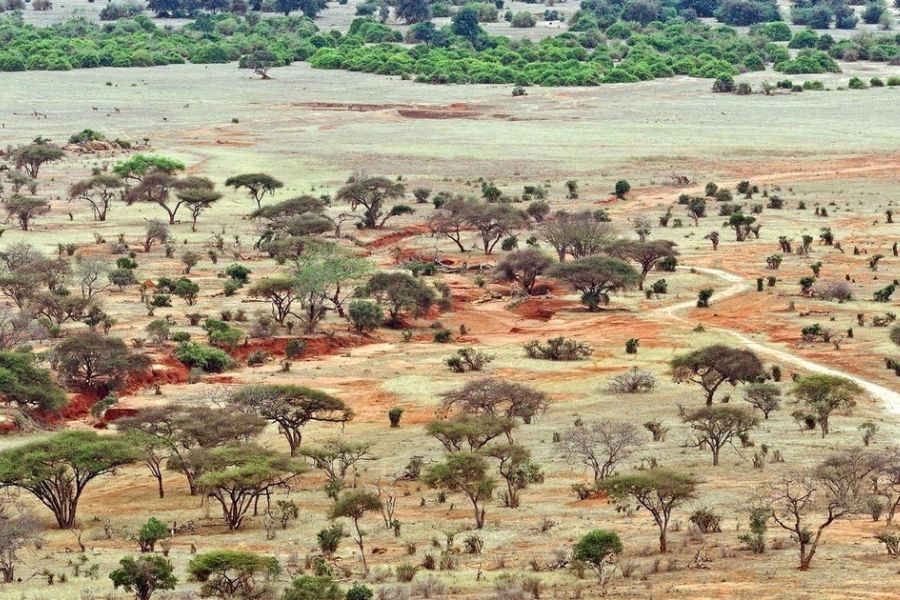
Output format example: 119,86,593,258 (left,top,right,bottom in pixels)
174,342,232,372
